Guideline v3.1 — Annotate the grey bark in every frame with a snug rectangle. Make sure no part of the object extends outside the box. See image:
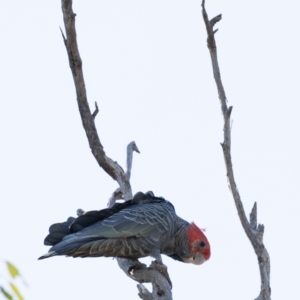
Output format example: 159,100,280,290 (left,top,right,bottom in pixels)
60,0,172,299
107,141,140,208
201,1,271,299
